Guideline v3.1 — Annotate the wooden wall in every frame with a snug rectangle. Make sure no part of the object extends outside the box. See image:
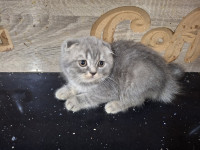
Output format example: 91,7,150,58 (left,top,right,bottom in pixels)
0,0,200,72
